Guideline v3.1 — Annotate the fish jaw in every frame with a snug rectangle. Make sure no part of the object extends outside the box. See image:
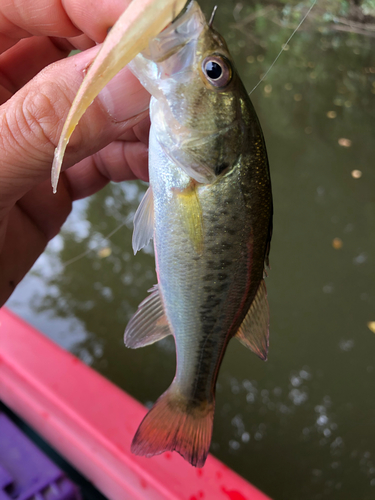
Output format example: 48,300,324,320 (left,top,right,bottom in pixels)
129,1,216,184
128,1,207,97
